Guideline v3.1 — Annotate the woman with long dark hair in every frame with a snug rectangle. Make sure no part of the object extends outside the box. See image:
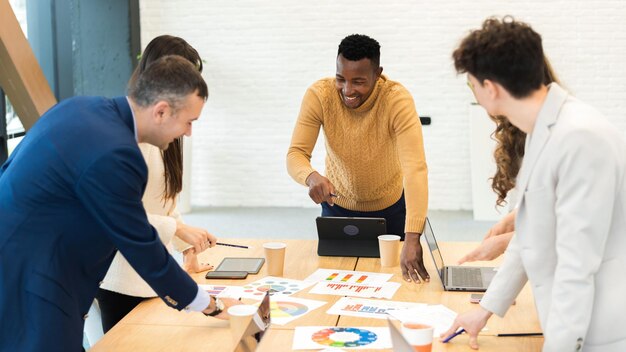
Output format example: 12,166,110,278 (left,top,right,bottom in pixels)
96,35,220,333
